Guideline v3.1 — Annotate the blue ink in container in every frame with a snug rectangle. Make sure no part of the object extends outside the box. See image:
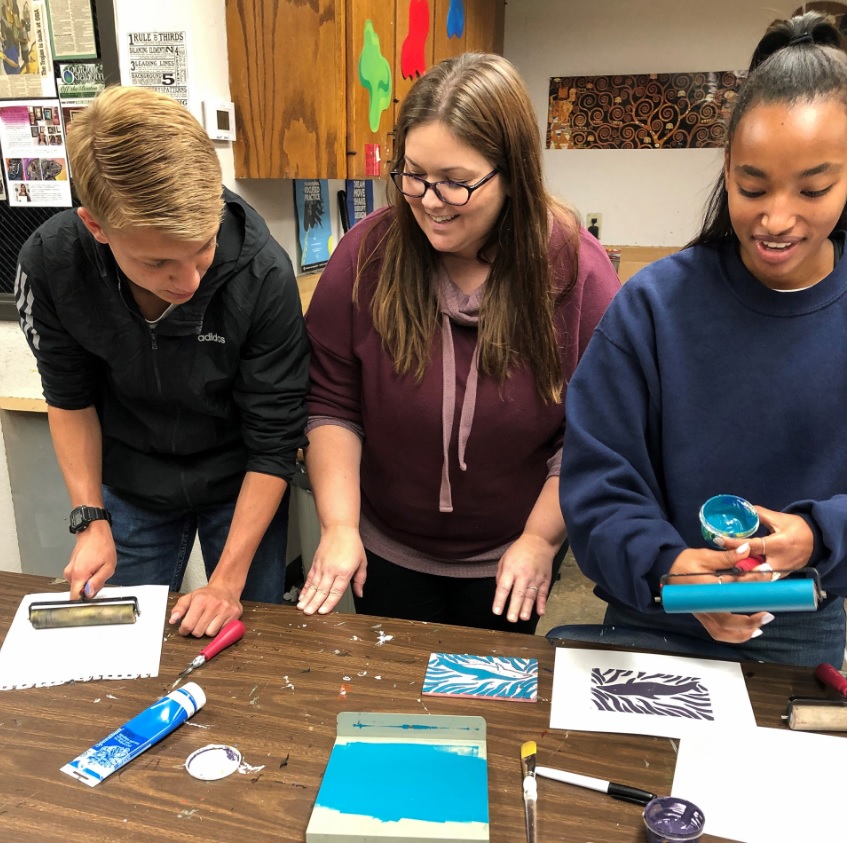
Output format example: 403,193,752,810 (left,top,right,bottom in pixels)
61,681,206,787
